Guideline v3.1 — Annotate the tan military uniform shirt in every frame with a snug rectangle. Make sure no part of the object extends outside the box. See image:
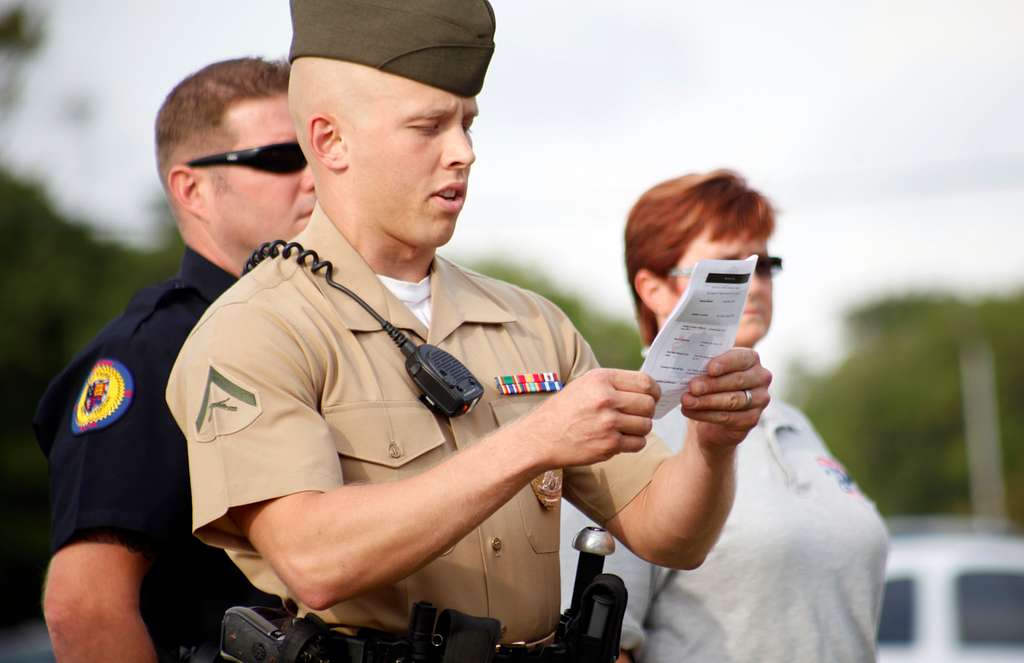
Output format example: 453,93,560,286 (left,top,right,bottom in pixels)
166,206,670,643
